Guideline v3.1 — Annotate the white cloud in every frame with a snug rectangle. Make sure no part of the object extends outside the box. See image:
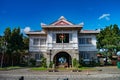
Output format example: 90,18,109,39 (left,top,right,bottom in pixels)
40,22,46,26
79,22,84,25
23,27,31,33
98,14,110,20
